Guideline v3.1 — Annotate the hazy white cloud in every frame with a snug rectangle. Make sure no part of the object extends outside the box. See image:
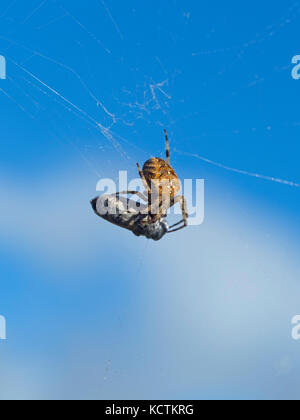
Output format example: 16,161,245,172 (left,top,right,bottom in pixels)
0,163,300,399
